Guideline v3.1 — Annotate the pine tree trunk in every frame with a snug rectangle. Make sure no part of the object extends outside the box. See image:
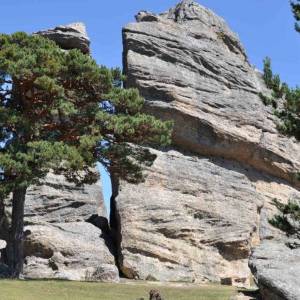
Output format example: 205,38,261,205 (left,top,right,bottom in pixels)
7,187,27,278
